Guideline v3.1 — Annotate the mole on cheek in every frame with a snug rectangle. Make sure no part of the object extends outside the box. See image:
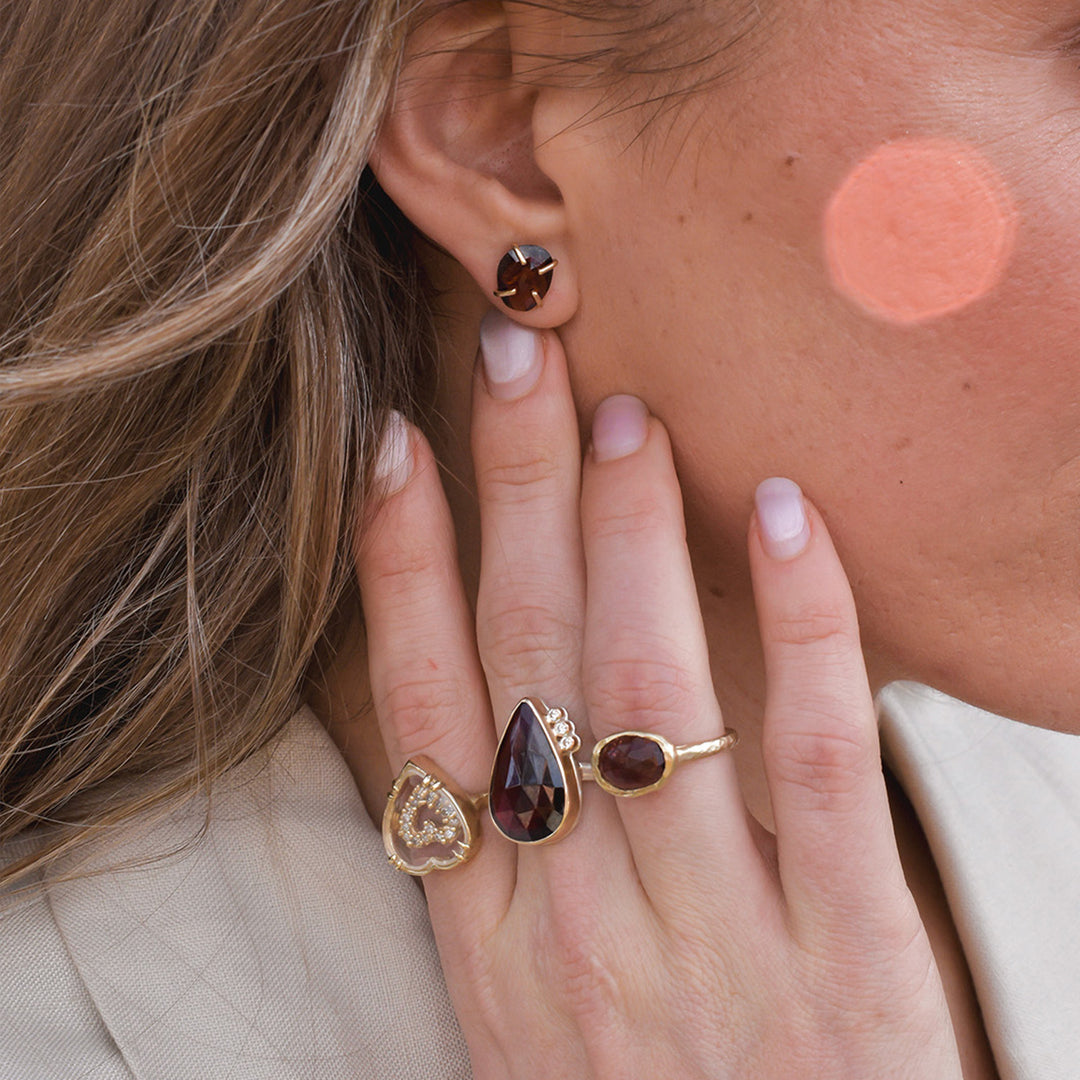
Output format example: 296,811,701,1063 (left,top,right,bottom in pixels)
824,139,1018,324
